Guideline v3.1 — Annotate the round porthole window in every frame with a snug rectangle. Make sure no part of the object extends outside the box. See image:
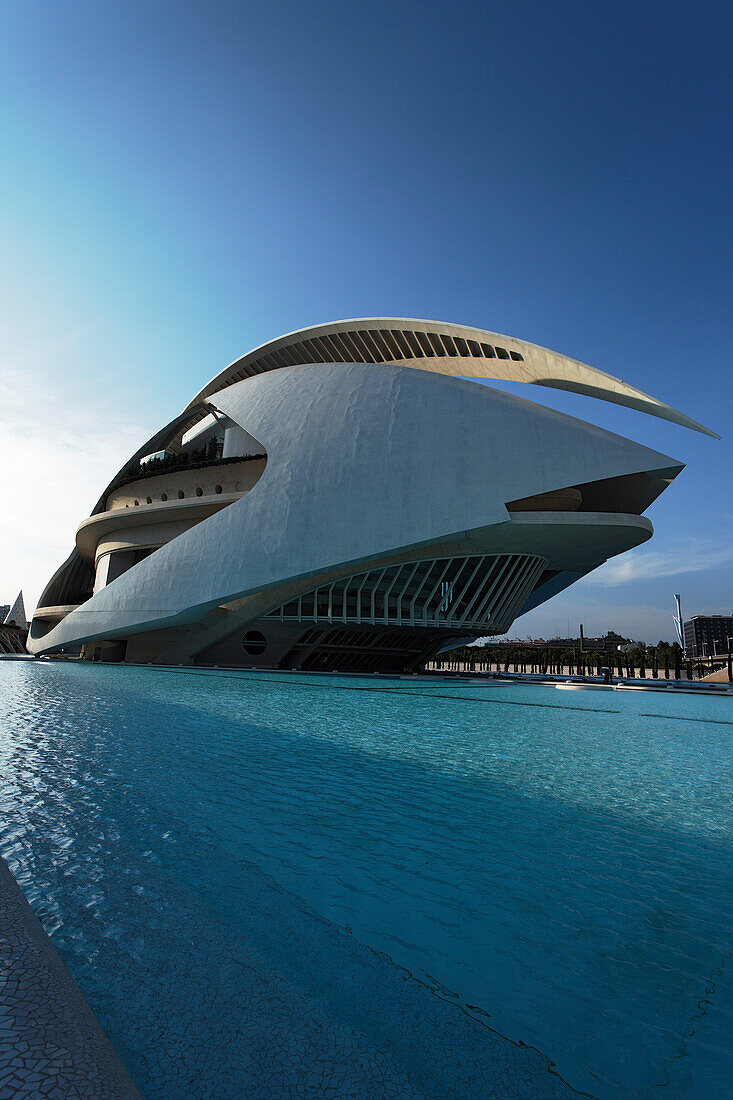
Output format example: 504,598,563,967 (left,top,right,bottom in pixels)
146,496,152,504
196,486,203,497
215,484,223,494
242,631,266,655
178,490,185,499
161,493,168,501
